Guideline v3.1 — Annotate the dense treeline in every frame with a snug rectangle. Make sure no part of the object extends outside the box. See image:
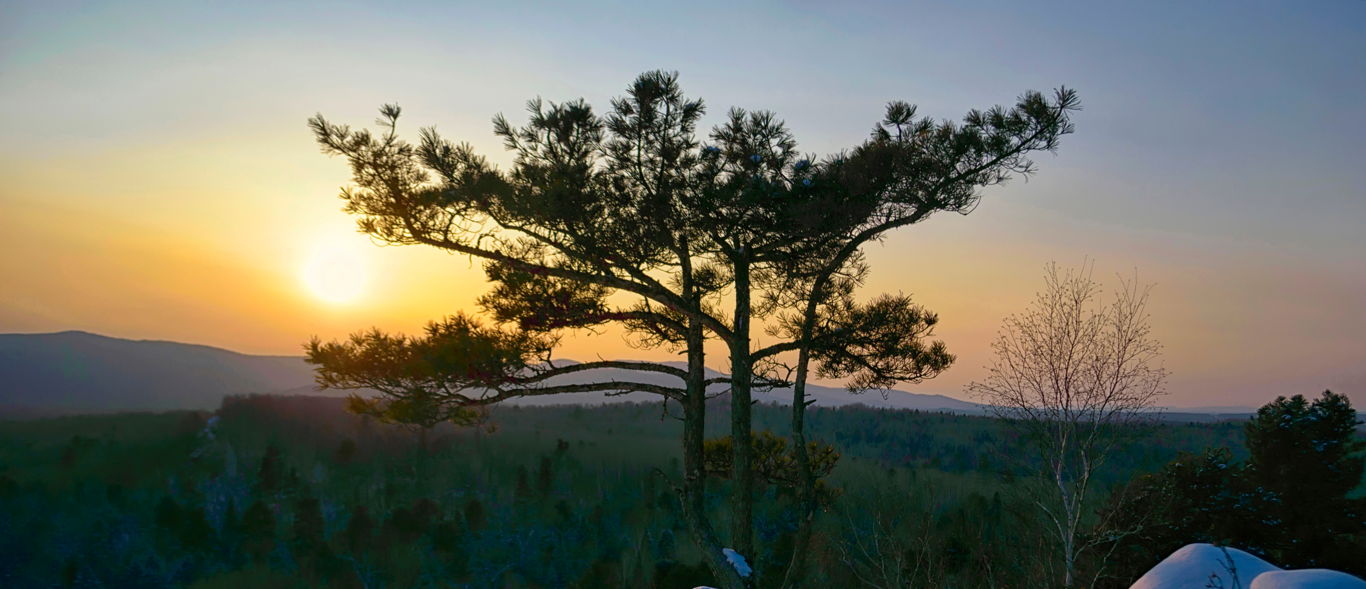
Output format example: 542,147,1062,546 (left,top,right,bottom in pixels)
0,395,1254,588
